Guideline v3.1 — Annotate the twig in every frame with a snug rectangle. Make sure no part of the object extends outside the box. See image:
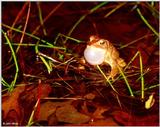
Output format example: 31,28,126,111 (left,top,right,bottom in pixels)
96,65,118,93
16,2,31,53
120,34,154,49
9,2,28,37
64,2,108,43
32,3,63,35
37,2,47,36
104,2,126,18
